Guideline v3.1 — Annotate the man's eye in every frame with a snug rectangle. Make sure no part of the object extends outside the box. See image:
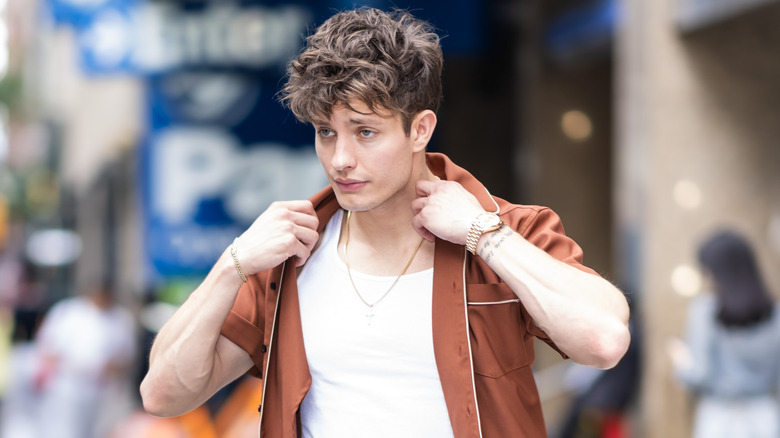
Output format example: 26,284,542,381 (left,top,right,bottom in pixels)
318,128,334,137
359,130,375,137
